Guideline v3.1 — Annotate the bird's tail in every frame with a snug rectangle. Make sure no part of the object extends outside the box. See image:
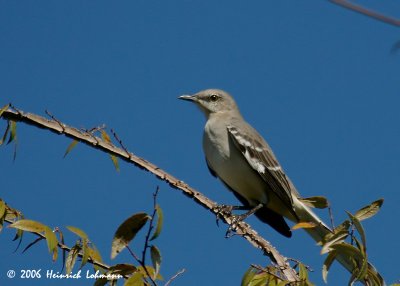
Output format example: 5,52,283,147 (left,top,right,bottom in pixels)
292,197,385,285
